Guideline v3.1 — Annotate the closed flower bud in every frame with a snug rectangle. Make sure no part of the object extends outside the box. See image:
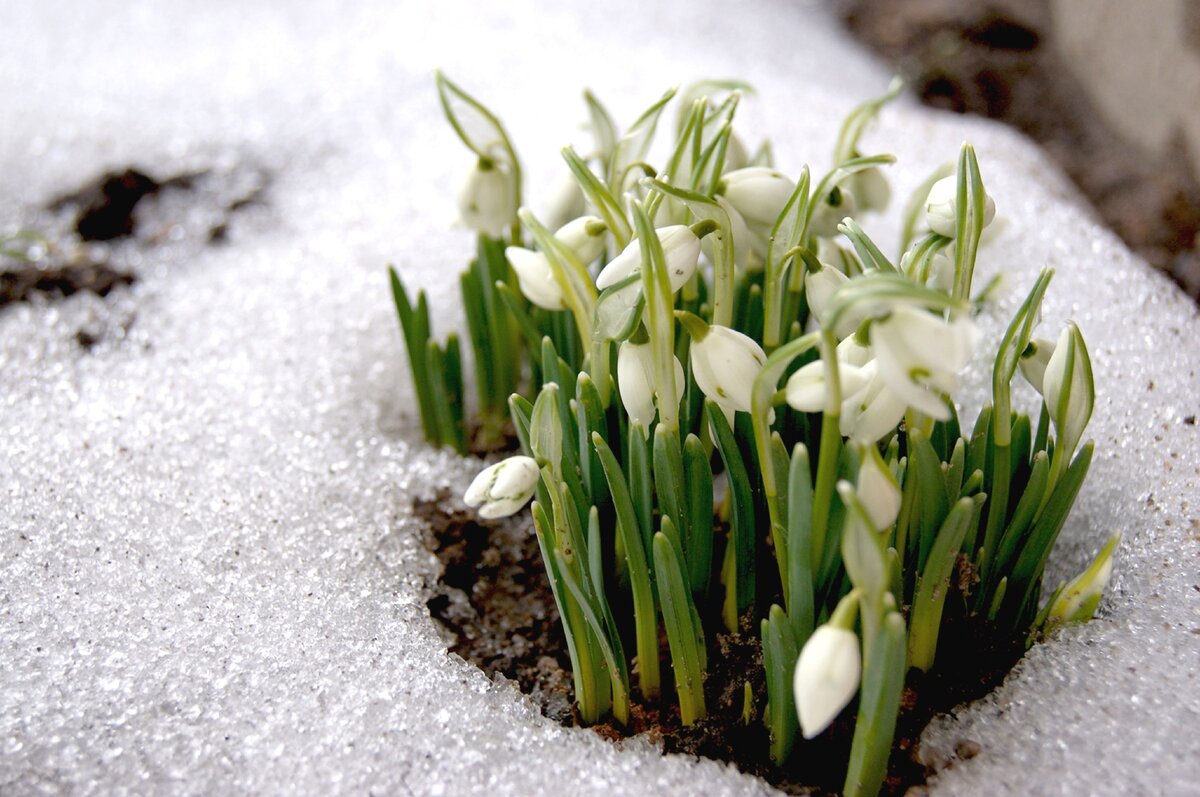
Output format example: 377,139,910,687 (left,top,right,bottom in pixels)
463,455,540,519
1043,323,1093,458
689,324,766,416
804,263,850,330
857,446,901,532
617,340,685,432
505,247,565,310
793,624,861,739
1018,337,1056,394
458,158,516,239
1047,534,1119,626
717,167,796,229
596,225,701,293
925,175,995,238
